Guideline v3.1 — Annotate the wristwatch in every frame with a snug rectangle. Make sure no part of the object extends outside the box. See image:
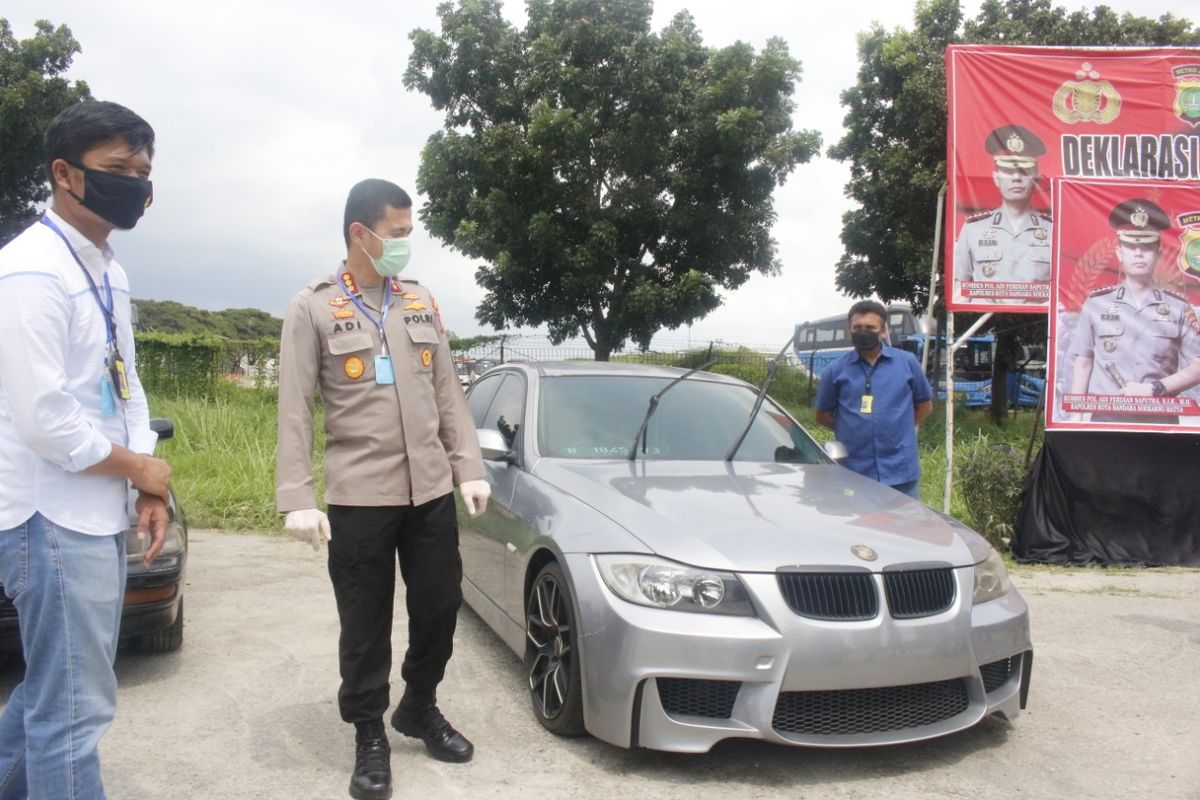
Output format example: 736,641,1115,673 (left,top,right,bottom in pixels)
1150,379,1167,397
